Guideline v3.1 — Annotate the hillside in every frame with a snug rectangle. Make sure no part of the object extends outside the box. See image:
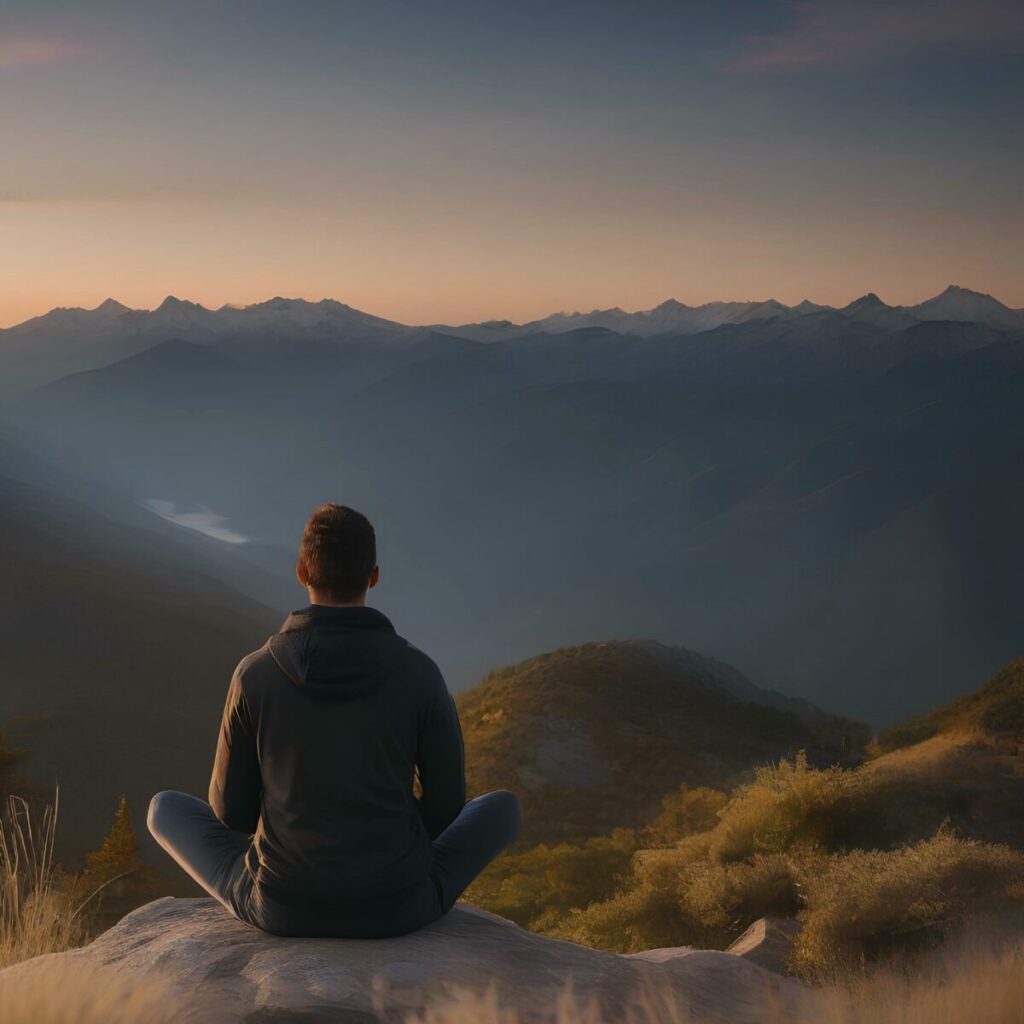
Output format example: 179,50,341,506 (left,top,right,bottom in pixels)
875,658,1024,755
0,445,277,863
456,640,868,844
465,656,1024,972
